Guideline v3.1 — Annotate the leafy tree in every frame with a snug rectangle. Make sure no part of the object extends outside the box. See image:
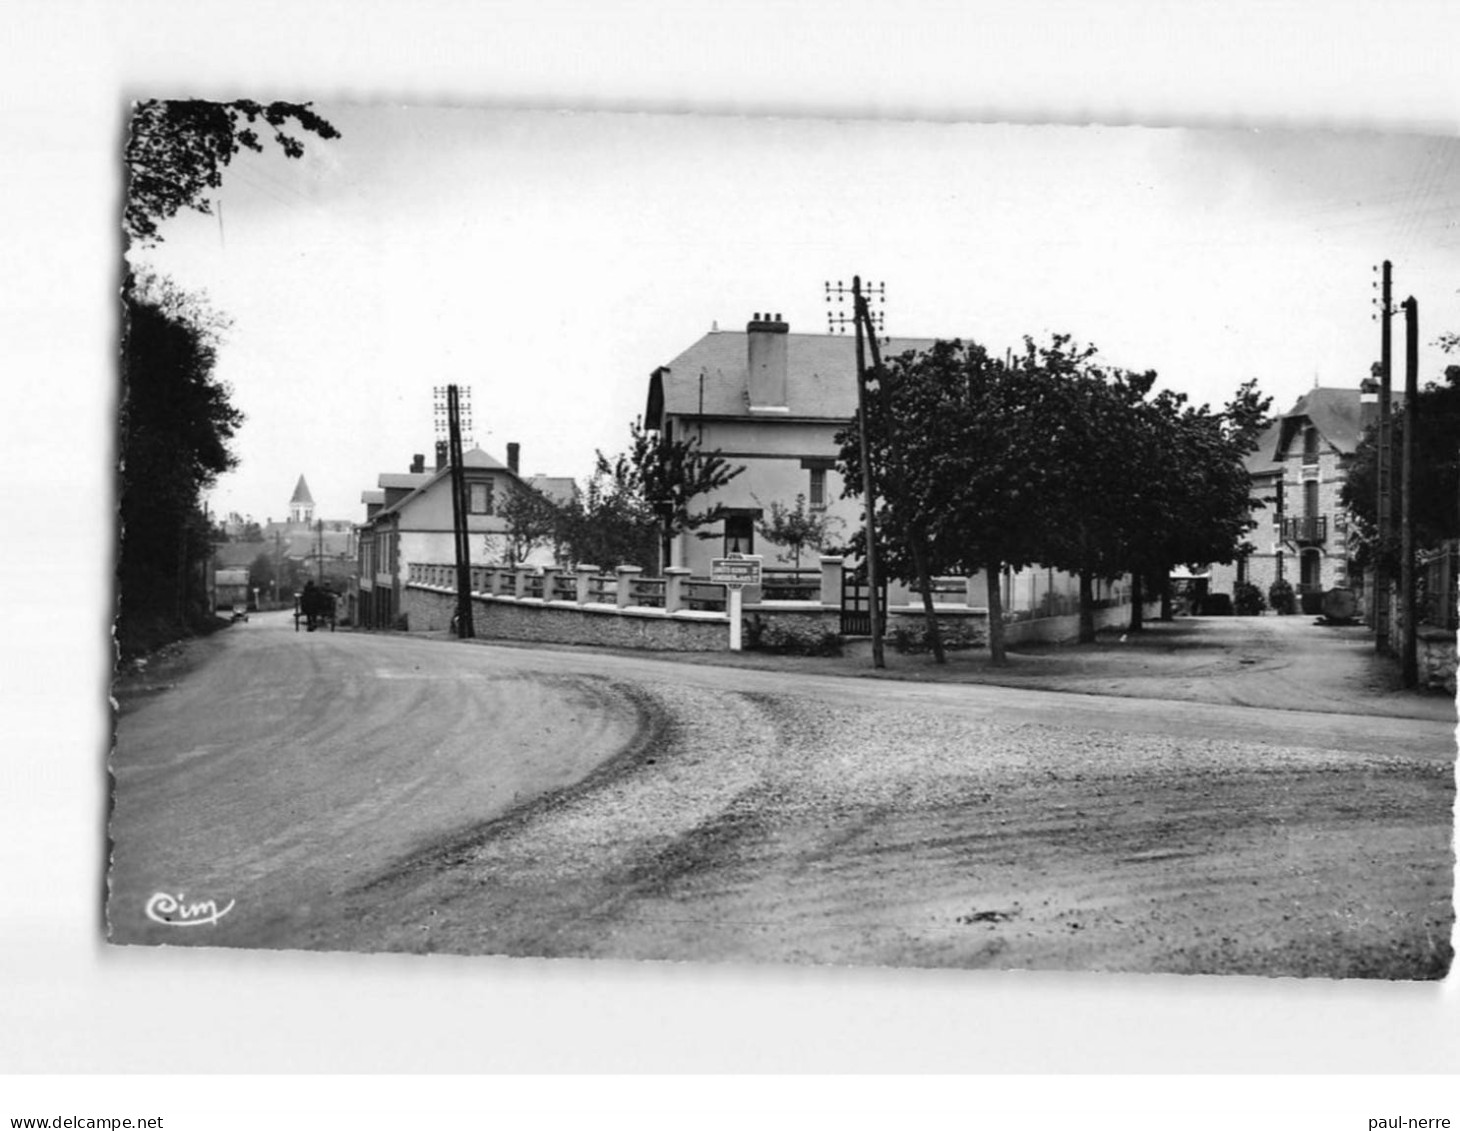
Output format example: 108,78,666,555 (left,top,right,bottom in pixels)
756,494,841,568
500,482,563,566
1342,364,1460,569
837,338,1054,664
550,455,658,572
116,100,339,656
1118,379,1270,631
125,99,340,245
248,550,276,598
117,273,243,653
621,418,744,571
838,333,1271,659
